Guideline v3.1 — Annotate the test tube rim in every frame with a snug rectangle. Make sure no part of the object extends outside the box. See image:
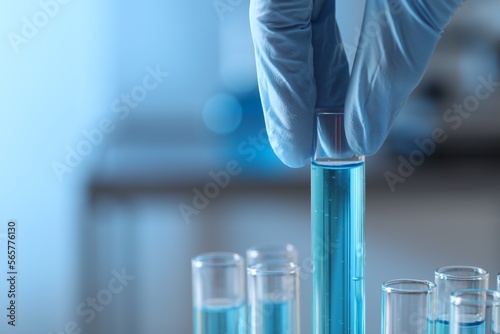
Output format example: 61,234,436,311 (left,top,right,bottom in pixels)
246,243,298,265
435,265,489,281
312,159,365,167
313,108,364,163
316,107,345,115
247,261,299,276
382,279,436,295
192,252,242,268
450,288,500,306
